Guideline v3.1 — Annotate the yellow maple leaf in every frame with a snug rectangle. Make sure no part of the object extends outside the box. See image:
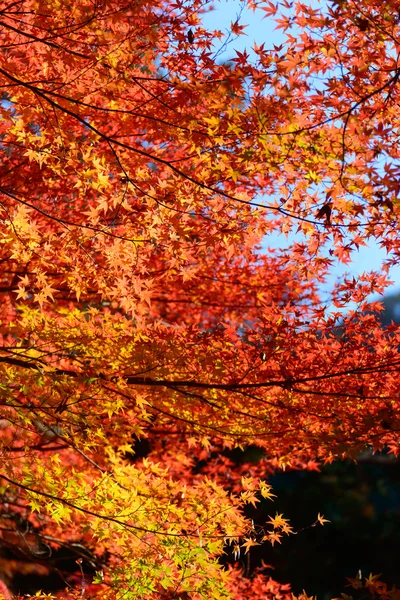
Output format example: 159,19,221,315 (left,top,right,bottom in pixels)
317,513,330,526
241,537,260,554
268,512,289,529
